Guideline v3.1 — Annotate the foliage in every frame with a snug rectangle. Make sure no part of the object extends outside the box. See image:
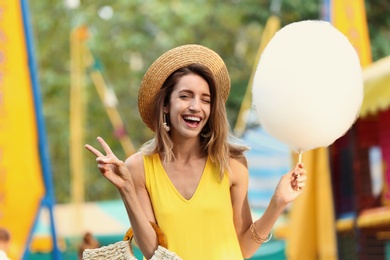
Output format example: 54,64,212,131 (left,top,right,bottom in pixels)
29,0,390,203
366,0,390,60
